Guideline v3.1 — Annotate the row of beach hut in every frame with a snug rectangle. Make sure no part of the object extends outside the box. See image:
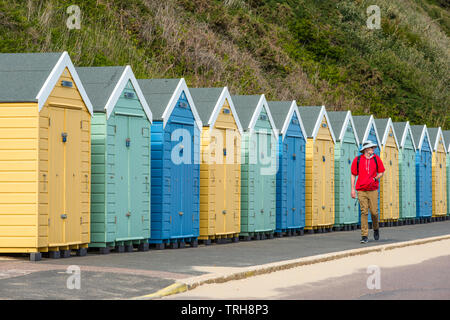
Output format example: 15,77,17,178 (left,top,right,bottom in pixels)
0,52,448,261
